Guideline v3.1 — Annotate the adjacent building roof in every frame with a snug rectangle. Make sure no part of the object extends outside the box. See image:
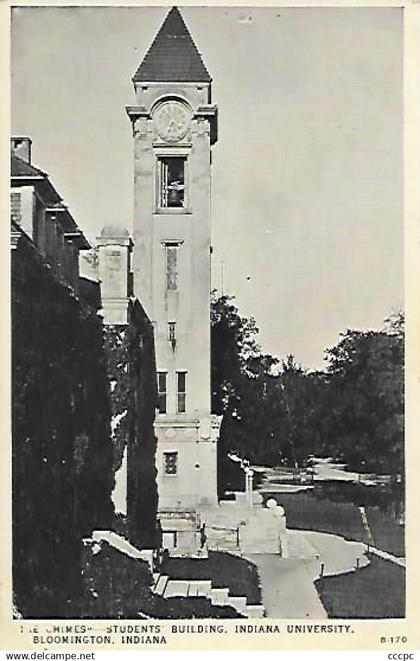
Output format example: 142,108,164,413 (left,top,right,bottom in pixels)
11,154,62,206
133,6,211,83
11,152,90,249
11,154,47,178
